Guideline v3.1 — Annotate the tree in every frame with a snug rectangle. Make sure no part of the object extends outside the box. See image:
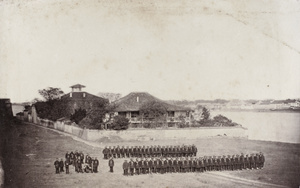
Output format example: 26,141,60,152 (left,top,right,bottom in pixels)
111,115,129,130
140,101,168,128
38,87,64,102
79,99,111,129
201,107,210,121
70,108,87,124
